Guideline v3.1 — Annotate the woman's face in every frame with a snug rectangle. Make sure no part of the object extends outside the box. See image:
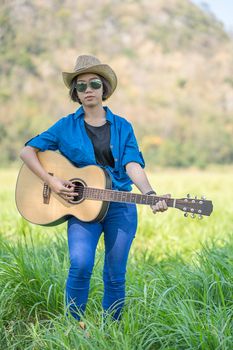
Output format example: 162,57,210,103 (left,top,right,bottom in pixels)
76,73,103,107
